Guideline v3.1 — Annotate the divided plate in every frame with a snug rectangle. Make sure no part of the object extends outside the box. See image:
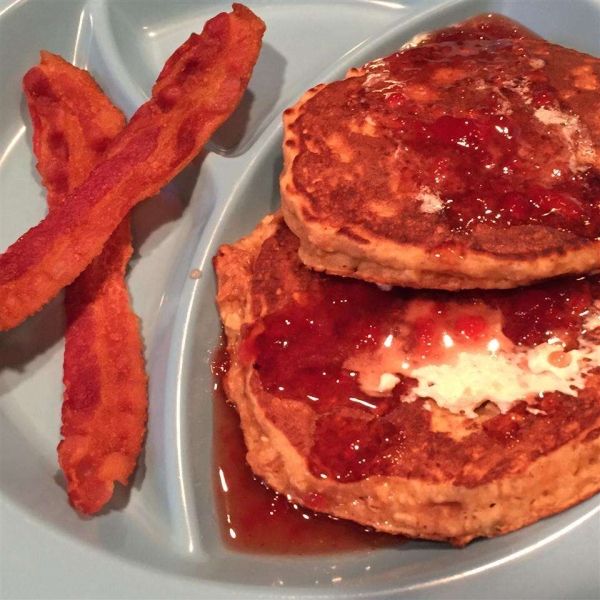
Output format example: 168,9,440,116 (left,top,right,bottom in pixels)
1,1,599,598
